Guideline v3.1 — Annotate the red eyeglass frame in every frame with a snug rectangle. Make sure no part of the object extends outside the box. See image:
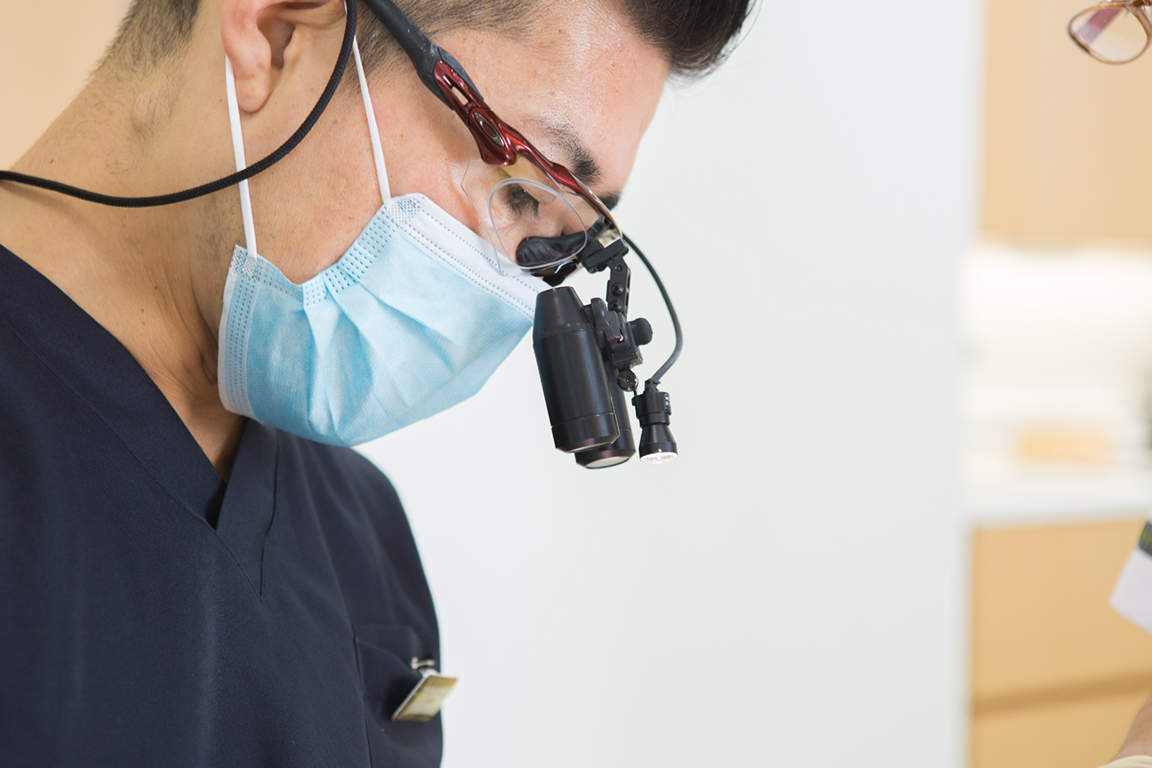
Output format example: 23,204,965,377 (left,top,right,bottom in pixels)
430,59,620,238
